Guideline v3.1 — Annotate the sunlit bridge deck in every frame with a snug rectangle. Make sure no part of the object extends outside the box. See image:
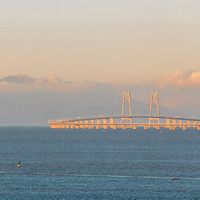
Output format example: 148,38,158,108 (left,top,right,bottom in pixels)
48,90,200,131
48,115,200,131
